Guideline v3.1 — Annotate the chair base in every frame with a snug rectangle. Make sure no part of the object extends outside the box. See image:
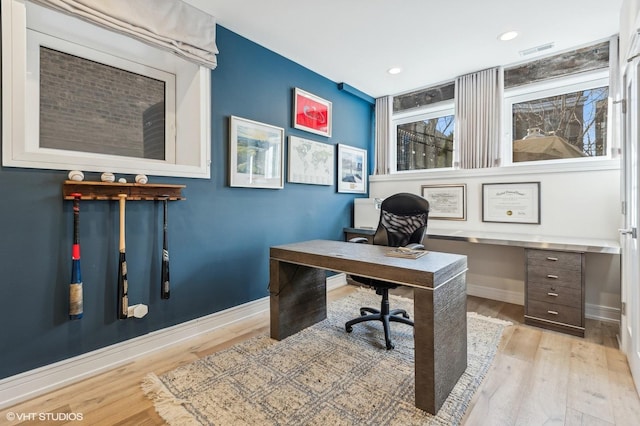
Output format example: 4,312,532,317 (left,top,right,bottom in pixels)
345,288,414,349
